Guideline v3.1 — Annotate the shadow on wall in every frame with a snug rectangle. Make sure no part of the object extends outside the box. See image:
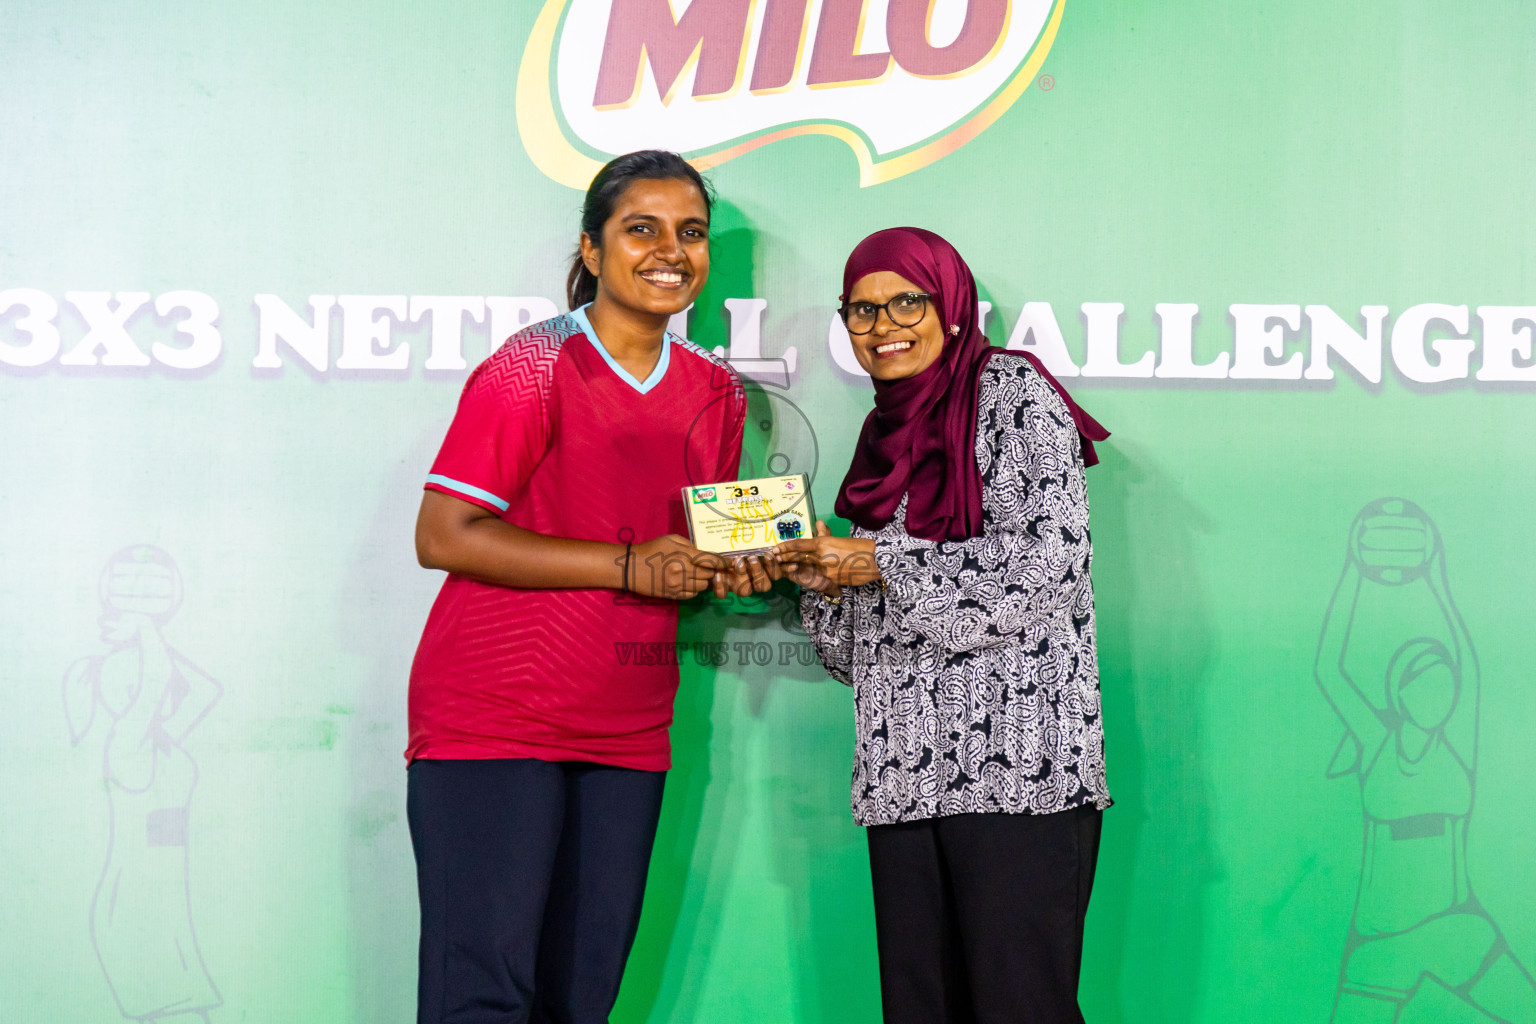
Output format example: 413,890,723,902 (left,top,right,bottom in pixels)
763,582,882,1024
1084,438,1218,1024
63,546,223,1024
617,198,880,1023
627,556,875,1024
1316,499,1536,1024
612,596,745,1024
615,197,761,1024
